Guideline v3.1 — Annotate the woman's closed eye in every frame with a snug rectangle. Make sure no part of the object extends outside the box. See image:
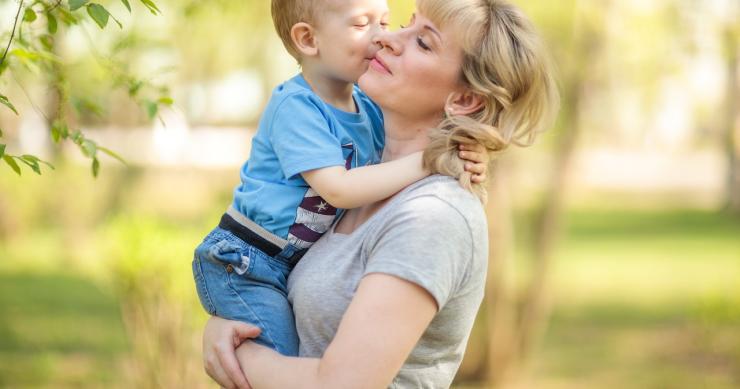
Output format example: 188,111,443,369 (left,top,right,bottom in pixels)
417,37,431,51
